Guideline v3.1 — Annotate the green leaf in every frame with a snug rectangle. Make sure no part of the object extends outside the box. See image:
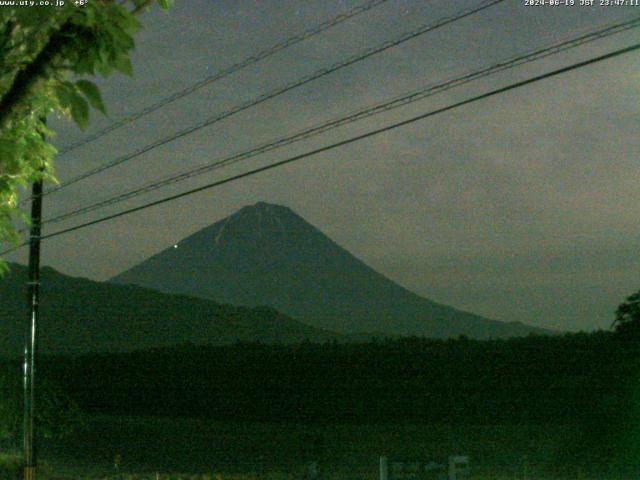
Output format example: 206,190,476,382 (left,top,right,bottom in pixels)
157,0,175,11
13,7,51,26
96,61,112,77
54,82,76,110
55,81,92,129
113,55,133,76
56,83,90,130
111,7,141,35
104,23,135,51
97,41,111,65
0,139,19,162
75,80,106,114
84,7,96,27
70,95,90,130
75,50,97,75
